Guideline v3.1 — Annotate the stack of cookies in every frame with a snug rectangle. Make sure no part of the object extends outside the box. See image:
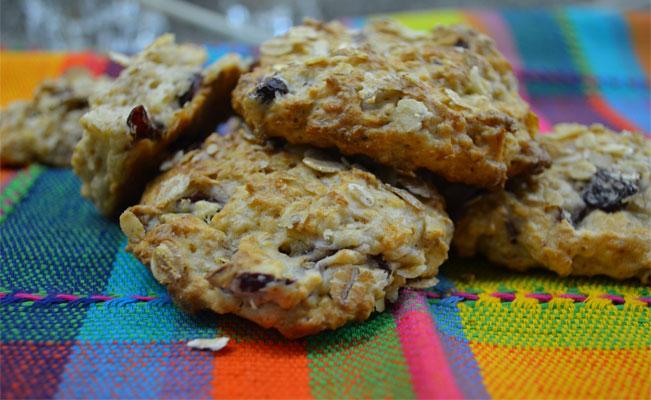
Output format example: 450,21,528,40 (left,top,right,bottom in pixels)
1,20,648,338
